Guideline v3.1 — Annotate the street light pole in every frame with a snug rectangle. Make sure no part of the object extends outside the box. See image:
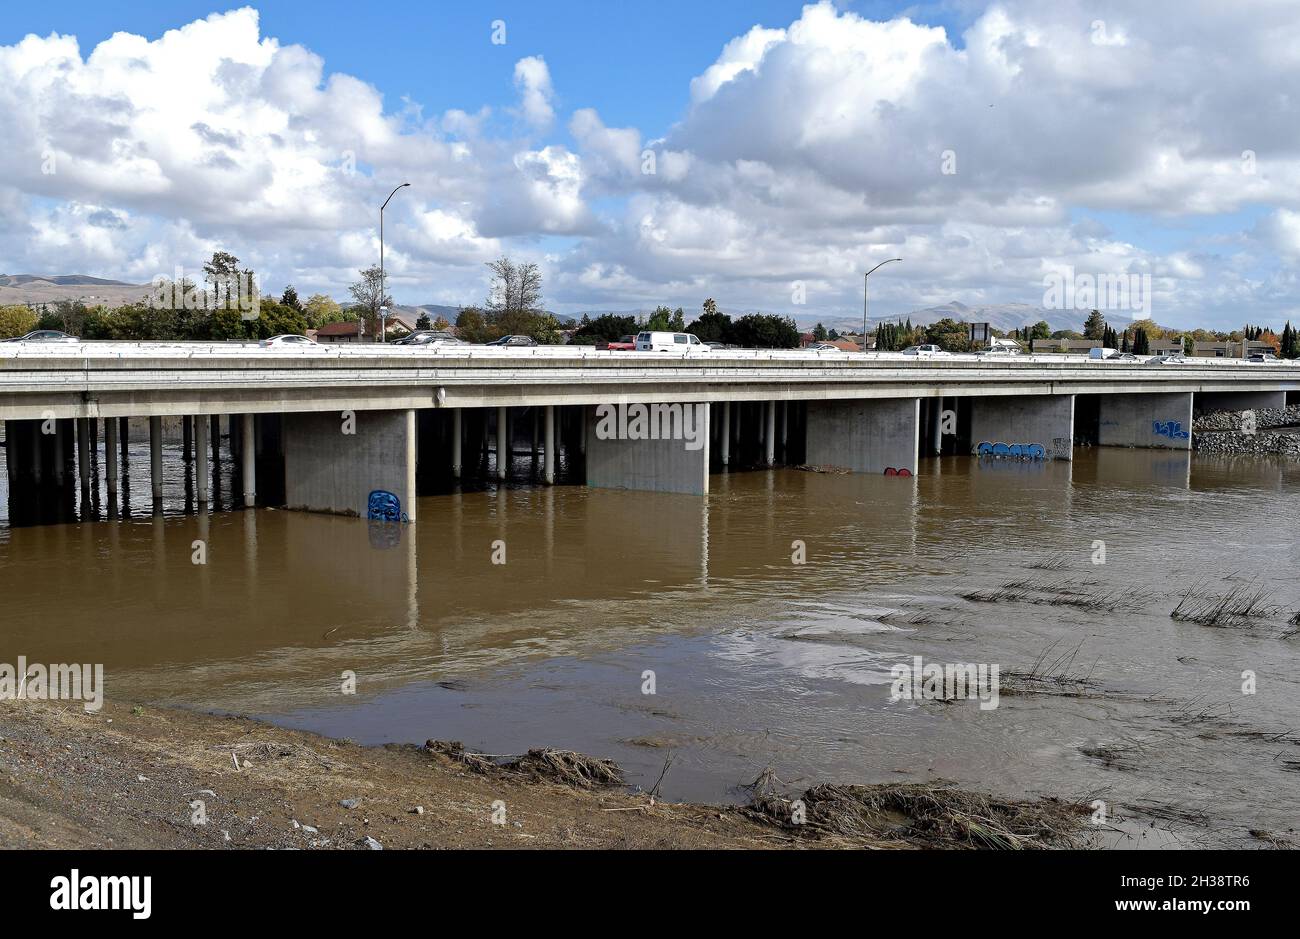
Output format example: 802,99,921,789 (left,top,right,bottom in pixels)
379,182,411,342
863,258,903,351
